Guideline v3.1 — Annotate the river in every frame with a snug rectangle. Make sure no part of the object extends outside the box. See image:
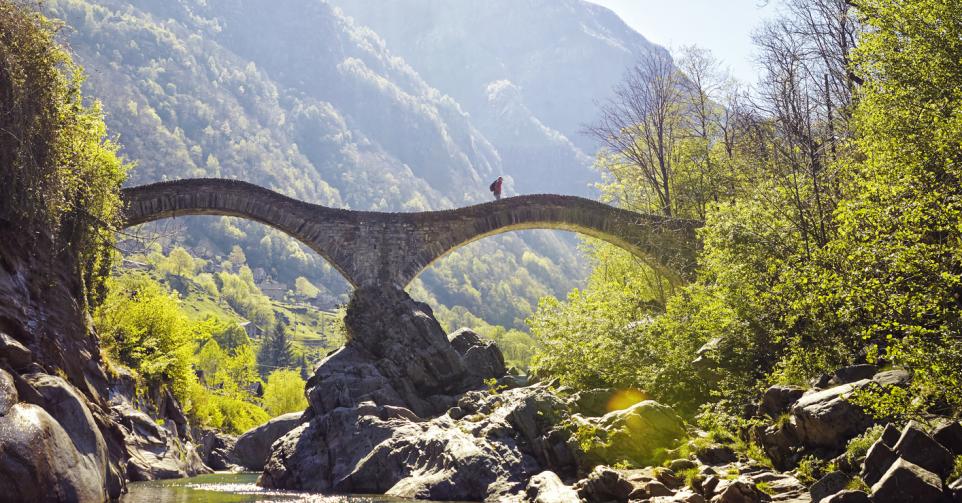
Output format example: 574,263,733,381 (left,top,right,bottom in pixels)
122,472,449,503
